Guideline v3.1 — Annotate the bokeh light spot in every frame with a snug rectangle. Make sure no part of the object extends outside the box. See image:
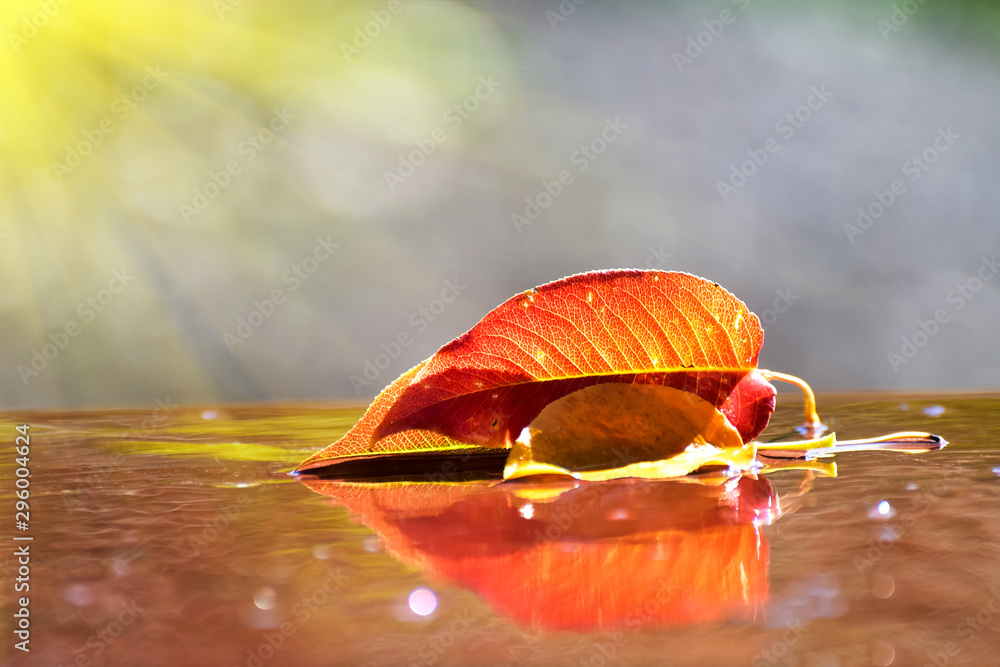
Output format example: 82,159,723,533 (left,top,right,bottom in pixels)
408,587,438,617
